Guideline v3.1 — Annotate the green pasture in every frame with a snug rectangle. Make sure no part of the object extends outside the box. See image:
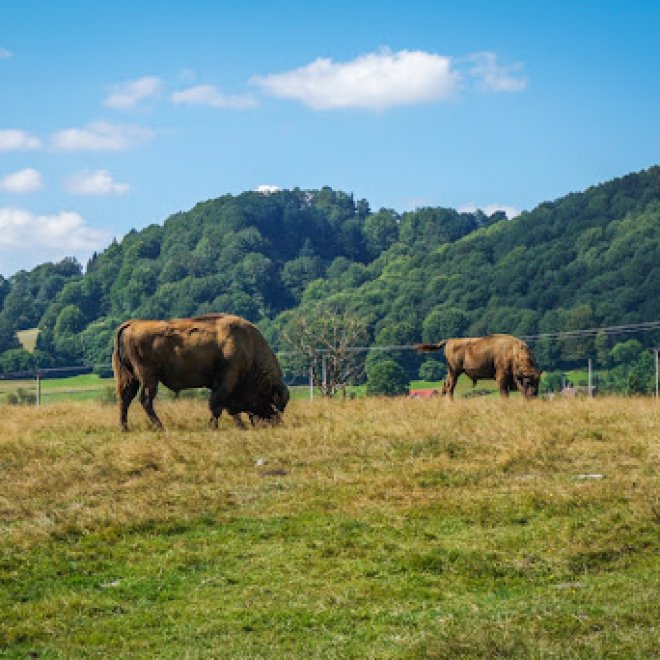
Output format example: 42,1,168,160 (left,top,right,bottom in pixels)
0,374,115,405
1,397,657,657
0,372,501,407
0,368,589,407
